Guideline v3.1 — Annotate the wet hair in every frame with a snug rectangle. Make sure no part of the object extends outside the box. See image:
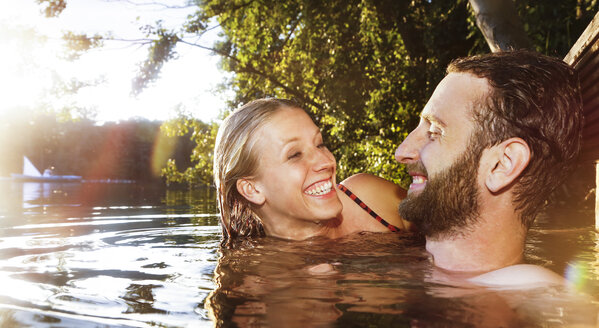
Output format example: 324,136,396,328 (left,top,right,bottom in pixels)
447,50,583,228
213,98,300,242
